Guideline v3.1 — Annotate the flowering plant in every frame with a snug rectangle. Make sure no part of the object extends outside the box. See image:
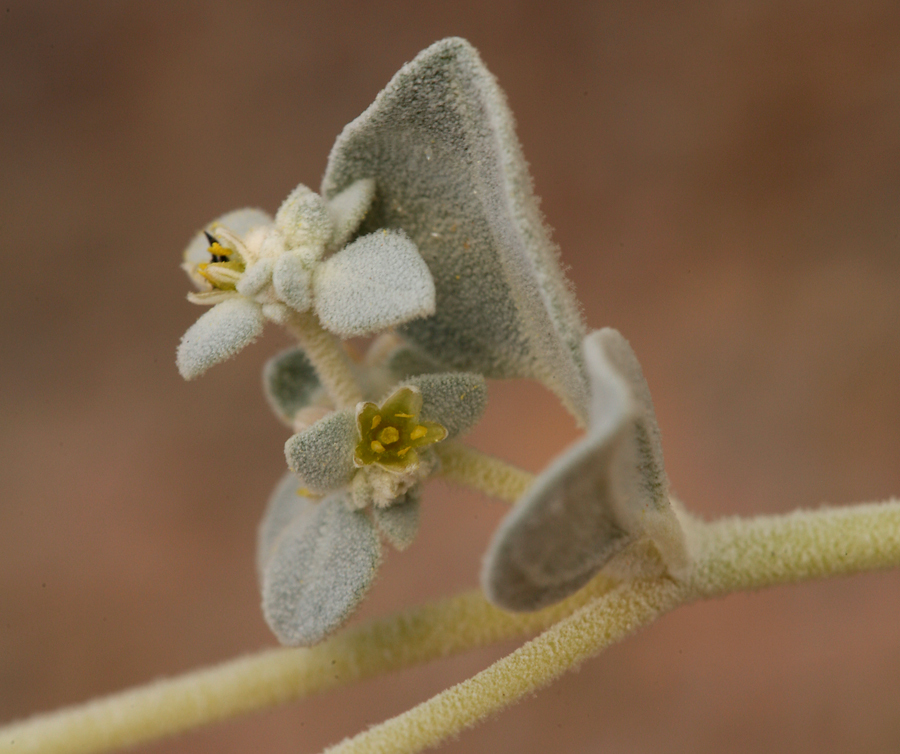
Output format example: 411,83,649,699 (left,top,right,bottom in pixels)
4,36,899,754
